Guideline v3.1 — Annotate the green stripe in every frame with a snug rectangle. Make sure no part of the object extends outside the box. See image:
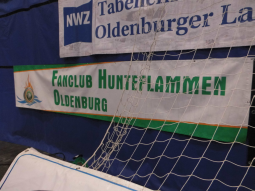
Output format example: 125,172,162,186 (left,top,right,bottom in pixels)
13,63,98,72
56,111,247,143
